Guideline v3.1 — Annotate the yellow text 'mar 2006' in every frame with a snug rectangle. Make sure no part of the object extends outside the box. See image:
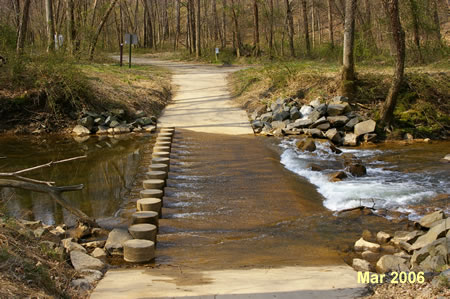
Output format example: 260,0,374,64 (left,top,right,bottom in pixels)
358,272,386,284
